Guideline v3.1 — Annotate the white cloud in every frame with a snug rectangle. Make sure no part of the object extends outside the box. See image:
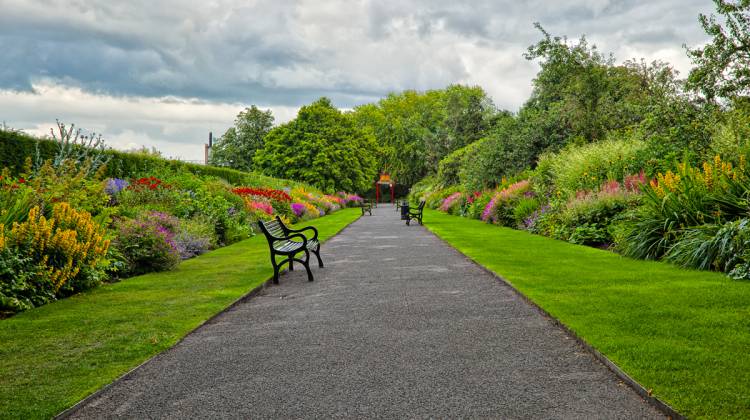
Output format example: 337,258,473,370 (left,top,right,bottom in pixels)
0,81,299,161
